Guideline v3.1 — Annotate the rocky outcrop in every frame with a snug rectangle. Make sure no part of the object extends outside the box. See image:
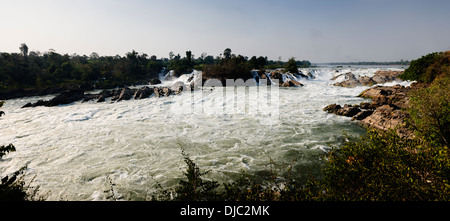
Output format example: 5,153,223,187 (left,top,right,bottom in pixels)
22,89,85,108
112,87,135,101
22,82,184,108
333,70,403,87
134,86,154,99
268,70,304,87
324,83,418,138
323,104,362,117
149,79,162,85
281,79,304,87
